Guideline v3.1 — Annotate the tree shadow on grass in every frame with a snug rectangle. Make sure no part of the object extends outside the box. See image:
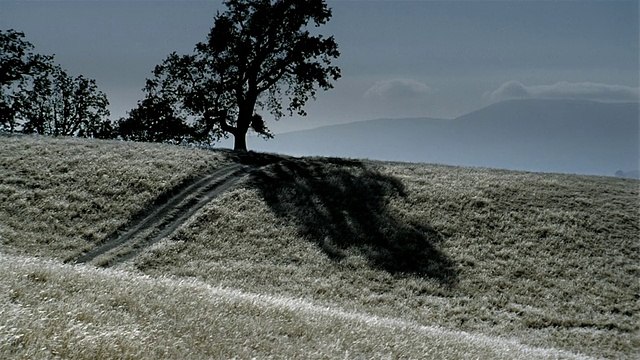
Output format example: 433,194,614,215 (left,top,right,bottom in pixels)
249,157,457,286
